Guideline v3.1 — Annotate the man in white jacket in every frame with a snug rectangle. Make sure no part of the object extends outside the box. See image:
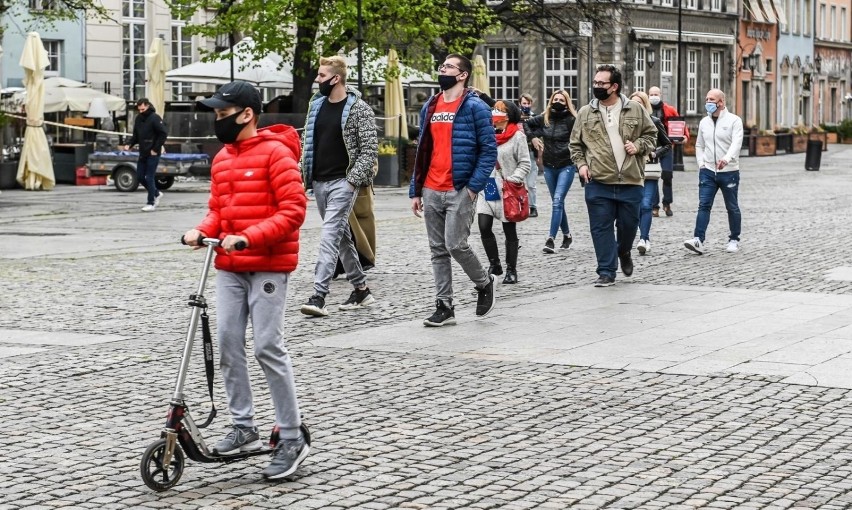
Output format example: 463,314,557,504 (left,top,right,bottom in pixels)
684,89,744,255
